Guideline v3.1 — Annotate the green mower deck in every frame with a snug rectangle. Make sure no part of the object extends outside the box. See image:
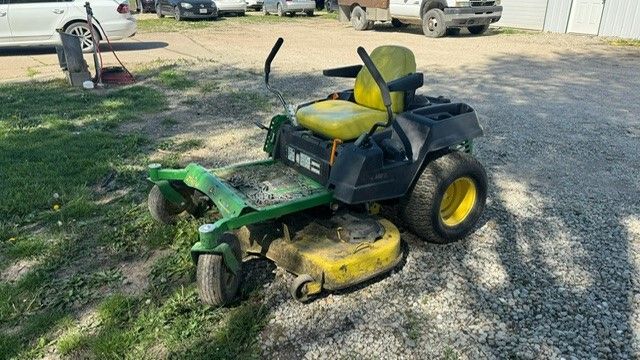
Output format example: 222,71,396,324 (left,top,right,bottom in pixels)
148,159,334,272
